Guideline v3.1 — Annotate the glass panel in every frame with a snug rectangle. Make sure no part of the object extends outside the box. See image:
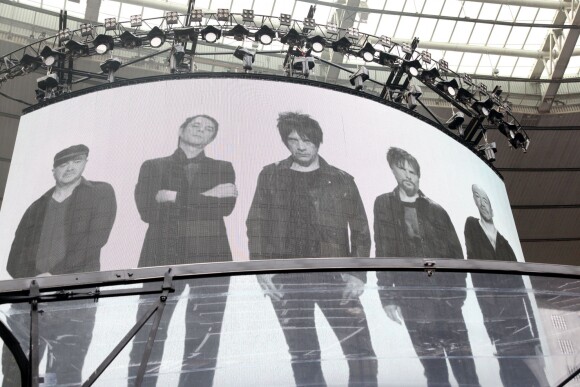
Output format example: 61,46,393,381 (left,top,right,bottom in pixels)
229,0,252,13
422,0,444,15
431,19,455,42
413,18,437,42
393,16,418,40
98,1,121,22
506,27,531,49
208,0,232,11
450,22,473,45
469,23,493,46
119,3,143,21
